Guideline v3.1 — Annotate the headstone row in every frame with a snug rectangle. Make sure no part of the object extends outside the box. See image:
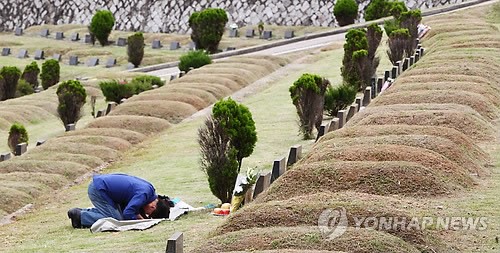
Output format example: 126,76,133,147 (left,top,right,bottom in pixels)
240,29,295,39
